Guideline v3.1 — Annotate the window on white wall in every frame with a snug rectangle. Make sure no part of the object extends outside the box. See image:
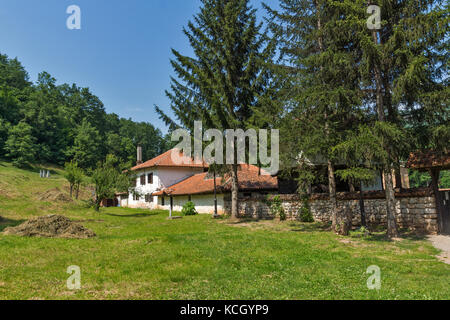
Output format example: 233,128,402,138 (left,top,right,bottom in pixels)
148,173,153,184
140,175,146,185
